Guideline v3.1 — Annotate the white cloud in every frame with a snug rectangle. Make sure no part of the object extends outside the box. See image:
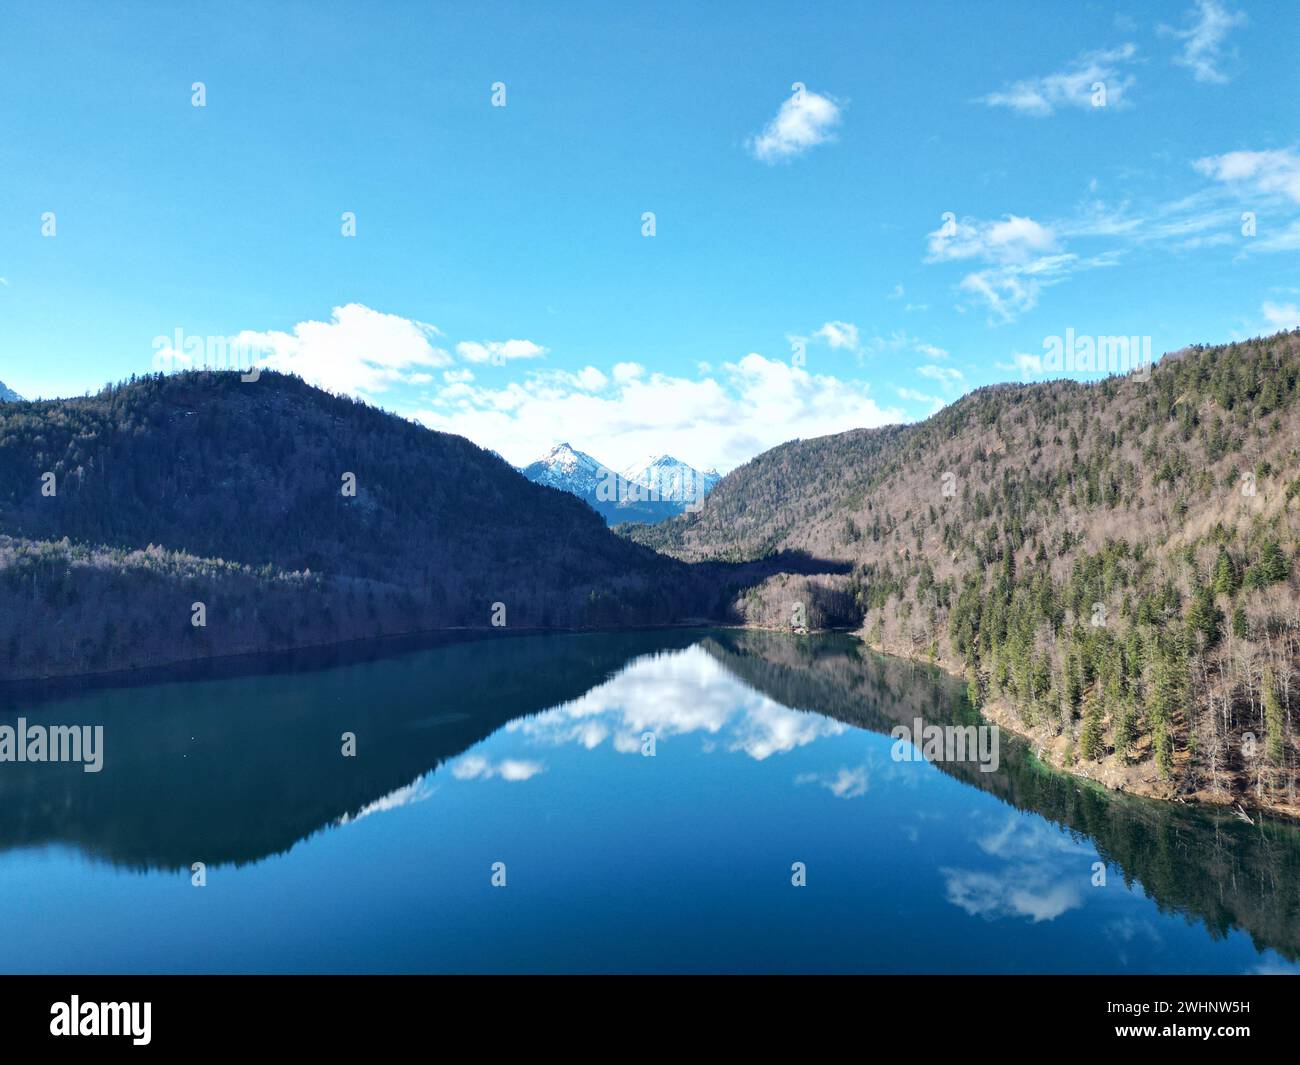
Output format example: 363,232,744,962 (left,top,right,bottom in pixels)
1262,301,1300,330
163,306,906,474
1162,1,1246,84
813,320,861,351
456,338,548,364
202,303,452,398
748,88,843,163
927,215,1058,264
575,366,607,390
981,43,1137,115
413,351,903,473
1194,149,1300,205
917,363,964,389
